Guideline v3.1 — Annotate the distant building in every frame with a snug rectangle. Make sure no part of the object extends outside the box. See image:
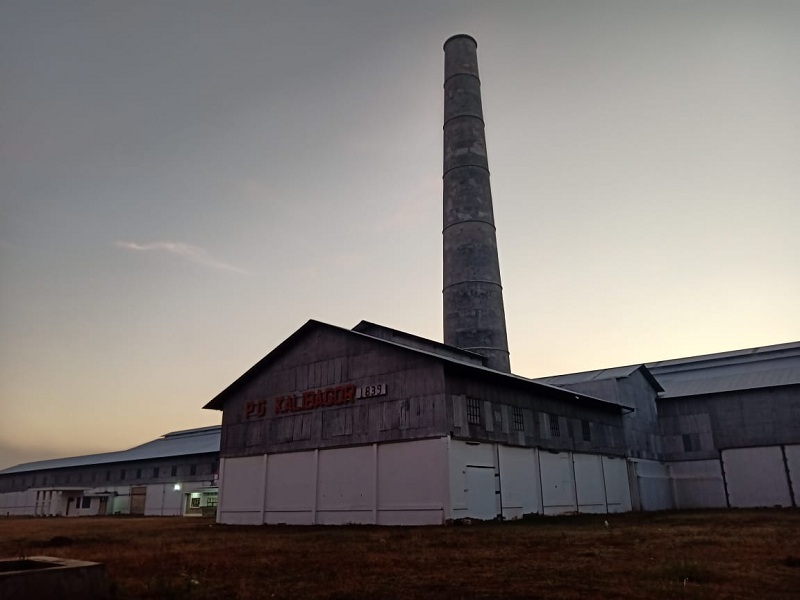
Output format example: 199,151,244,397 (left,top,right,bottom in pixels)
0,427,219,517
